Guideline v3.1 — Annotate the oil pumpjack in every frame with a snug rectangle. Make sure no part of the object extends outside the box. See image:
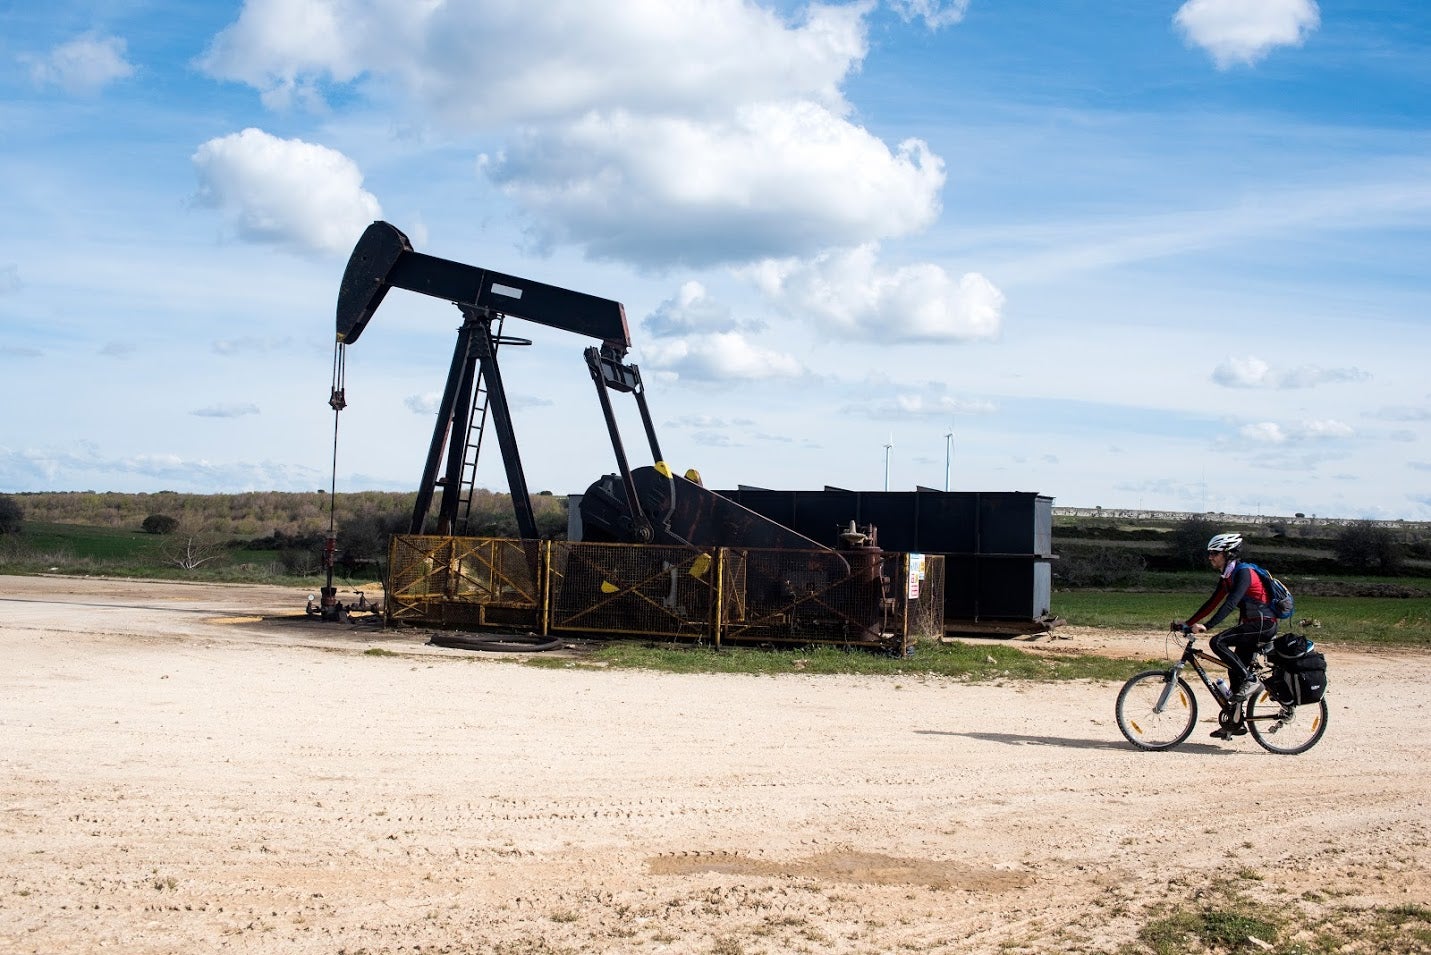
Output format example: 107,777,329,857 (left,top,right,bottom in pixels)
319,221,893,639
